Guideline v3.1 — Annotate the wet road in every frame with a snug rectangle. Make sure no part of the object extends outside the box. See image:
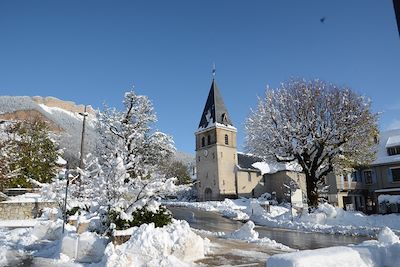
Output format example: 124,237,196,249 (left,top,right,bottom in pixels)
168,206,370,250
